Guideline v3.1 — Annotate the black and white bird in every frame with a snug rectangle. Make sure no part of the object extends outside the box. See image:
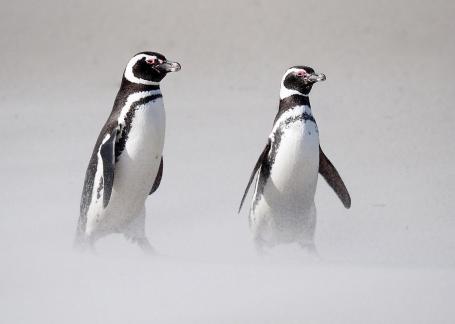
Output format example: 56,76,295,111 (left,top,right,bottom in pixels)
238,66,351,254
75,51,181,253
